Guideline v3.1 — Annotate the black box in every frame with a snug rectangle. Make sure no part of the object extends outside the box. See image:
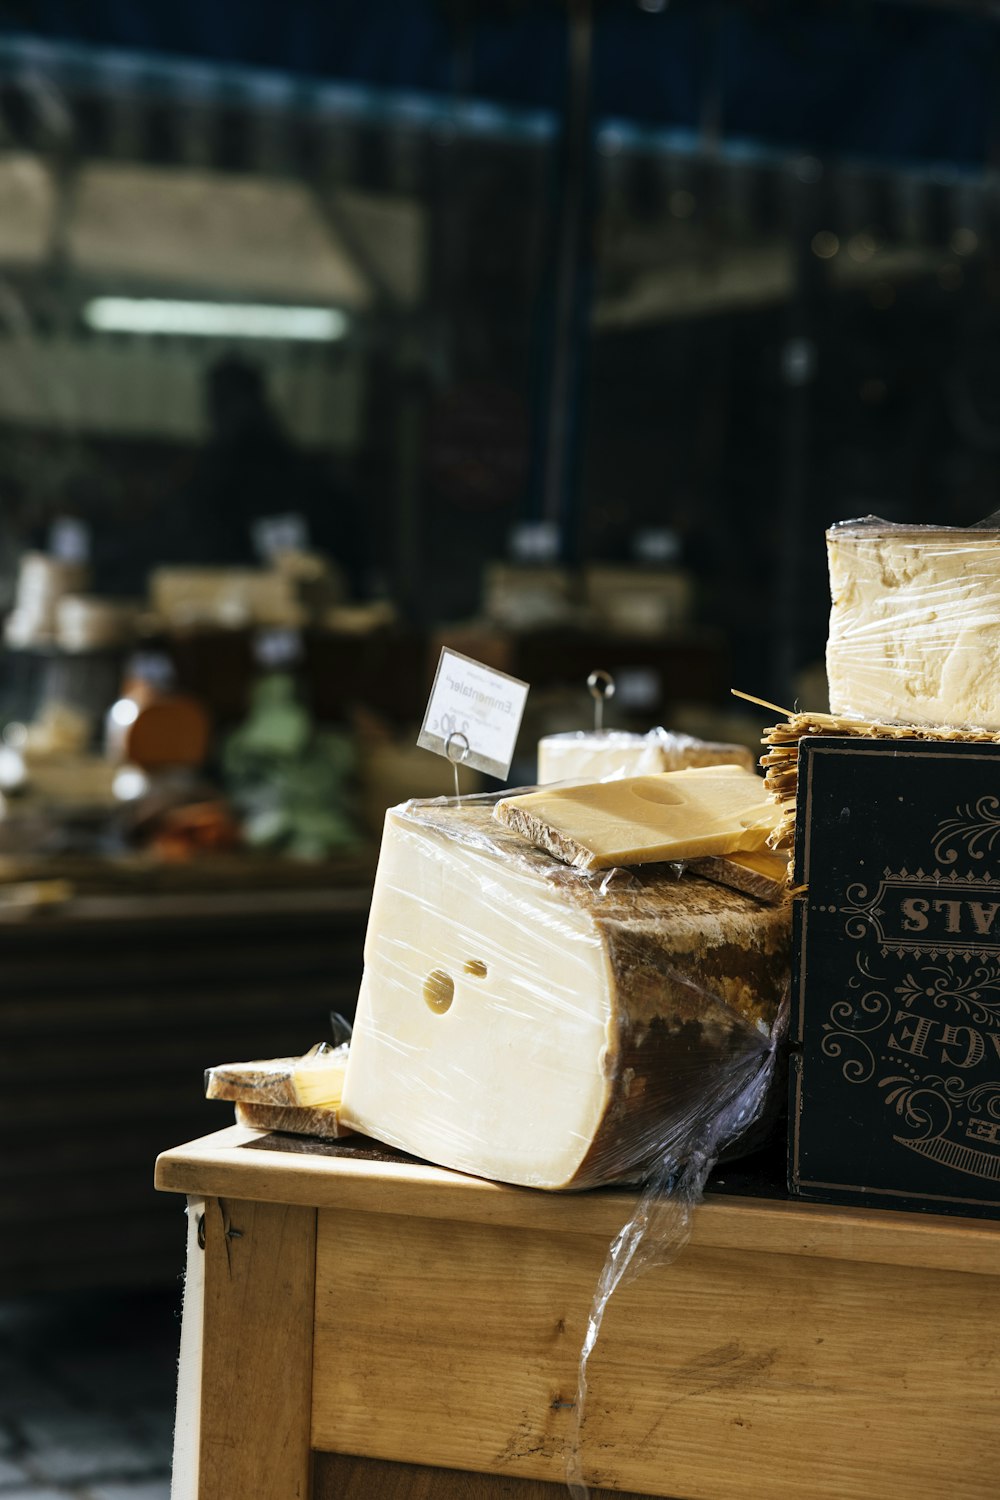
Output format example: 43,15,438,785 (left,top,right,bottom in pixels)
790,735,1000,1219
